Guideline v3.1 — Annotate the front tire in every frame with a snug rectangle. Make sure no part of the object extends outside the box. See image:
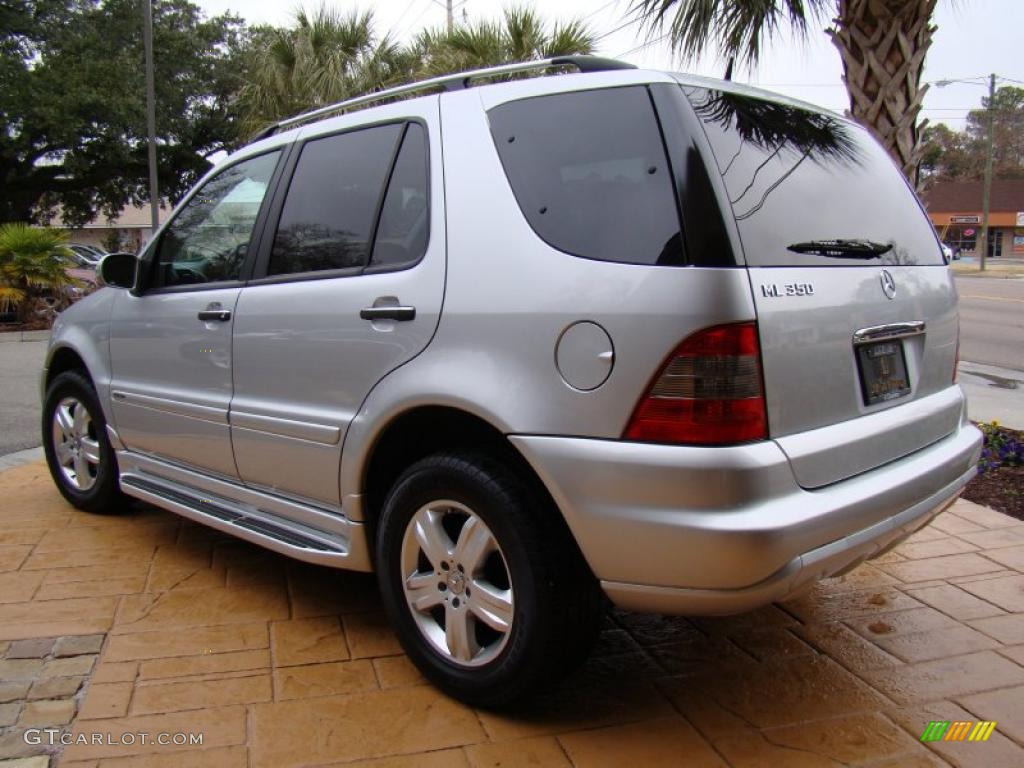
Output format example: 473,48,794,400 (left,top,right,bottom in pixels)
376,453,602,707
42,370,126,514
